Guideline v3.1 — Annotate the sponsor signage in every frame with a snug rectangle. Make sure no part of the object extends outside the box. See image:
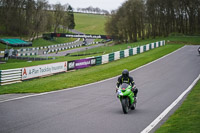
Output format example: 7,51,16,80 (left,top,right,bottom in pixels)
48,33,113,39
22,62,67,80
67,61,75,70
67,58,96,70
